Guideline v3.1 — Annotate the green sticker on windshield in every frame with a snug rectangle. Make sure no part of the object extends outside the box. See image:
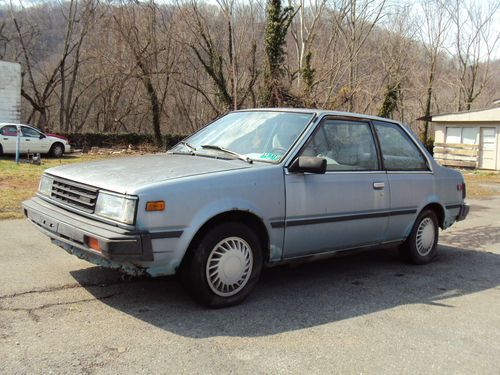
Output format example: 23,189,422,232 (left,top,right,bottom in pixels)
259,153,280,161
